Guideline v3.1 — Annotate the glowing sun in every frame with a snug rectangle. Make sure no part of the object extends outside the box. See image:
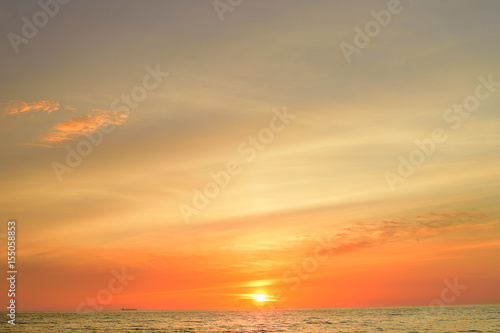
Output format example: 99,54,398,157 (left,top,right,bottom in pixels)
252,294,268,302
